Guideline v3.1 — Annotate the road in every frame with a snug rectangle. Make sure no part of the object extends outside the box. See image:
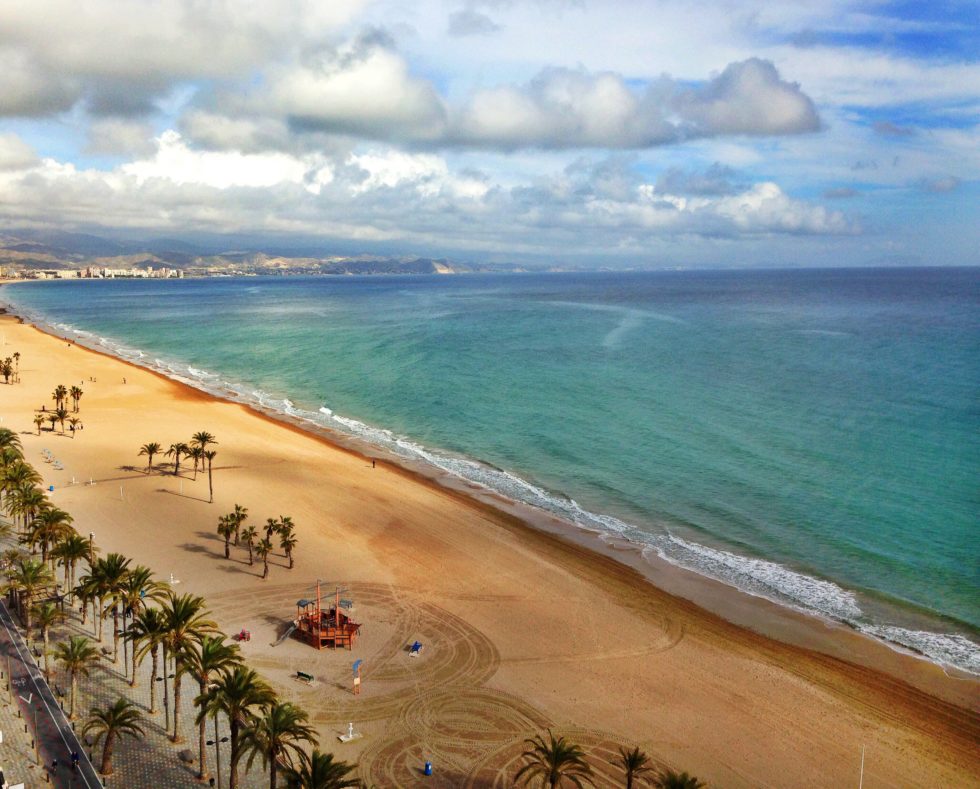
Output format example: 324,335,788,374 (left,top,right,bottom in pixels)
0,598,103,788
